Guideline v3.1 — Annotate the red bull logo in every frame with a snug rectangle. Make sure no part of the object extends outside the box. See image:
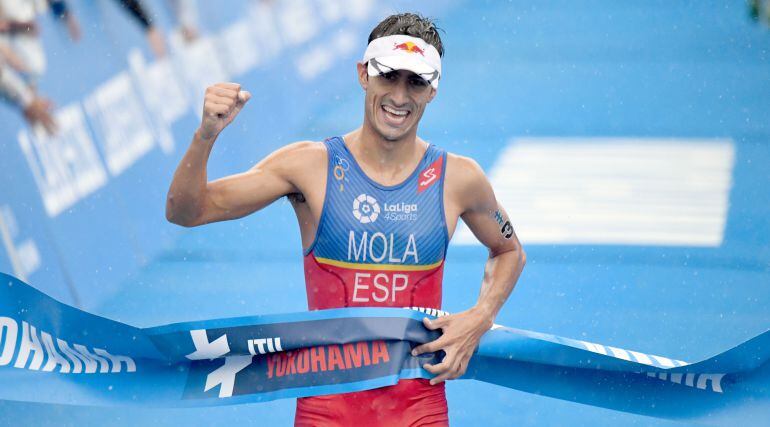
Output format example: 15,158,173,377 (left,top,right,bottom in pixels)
393,41,425,56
